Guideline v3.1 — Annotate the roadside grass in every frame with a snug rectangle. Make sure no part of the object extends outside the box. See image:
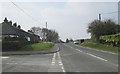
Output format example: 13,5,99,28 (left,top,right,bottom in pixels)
32,42,54,50
19,41,54,51
80,41,119,53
